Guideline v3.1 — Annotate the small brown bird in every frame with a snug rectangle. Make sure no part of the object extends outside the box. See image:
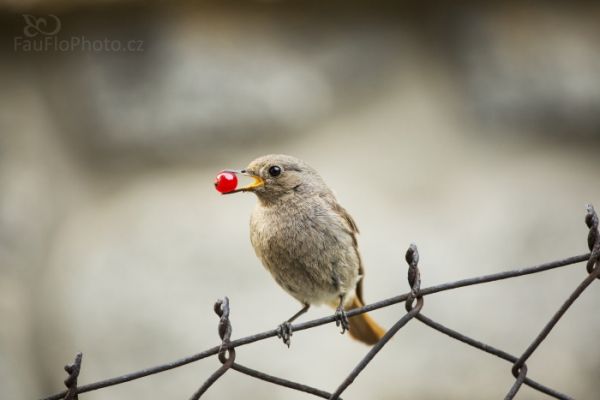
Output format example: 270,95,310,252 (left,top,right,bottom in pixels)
225,154,384,346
